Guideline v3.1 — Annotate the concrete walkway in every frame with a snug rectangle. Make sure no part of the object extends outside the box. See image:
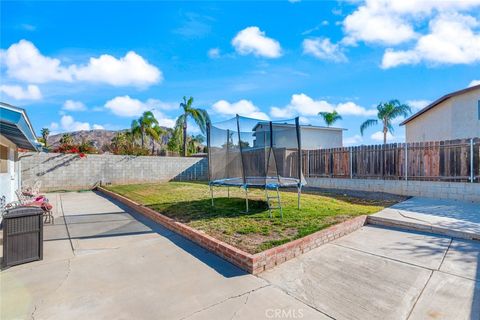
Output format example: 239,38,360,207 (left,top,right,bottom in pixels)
369,197,480,240
1,192,479,319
